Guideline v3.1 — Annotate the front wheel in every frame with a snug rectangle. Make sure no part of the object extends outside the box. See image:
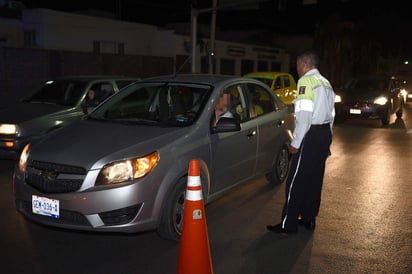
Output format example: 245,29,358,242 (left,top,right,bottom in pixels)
265,144,290,186
157,177,187,241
